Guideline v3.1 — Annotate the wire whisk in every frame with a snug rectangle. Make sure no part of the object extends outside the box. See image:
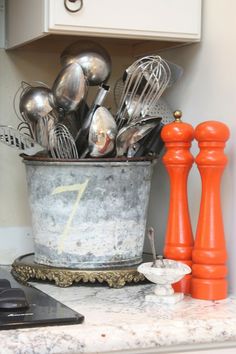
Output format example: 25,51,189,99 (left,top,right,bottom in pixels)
48,123,78,160
115,56,171,129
